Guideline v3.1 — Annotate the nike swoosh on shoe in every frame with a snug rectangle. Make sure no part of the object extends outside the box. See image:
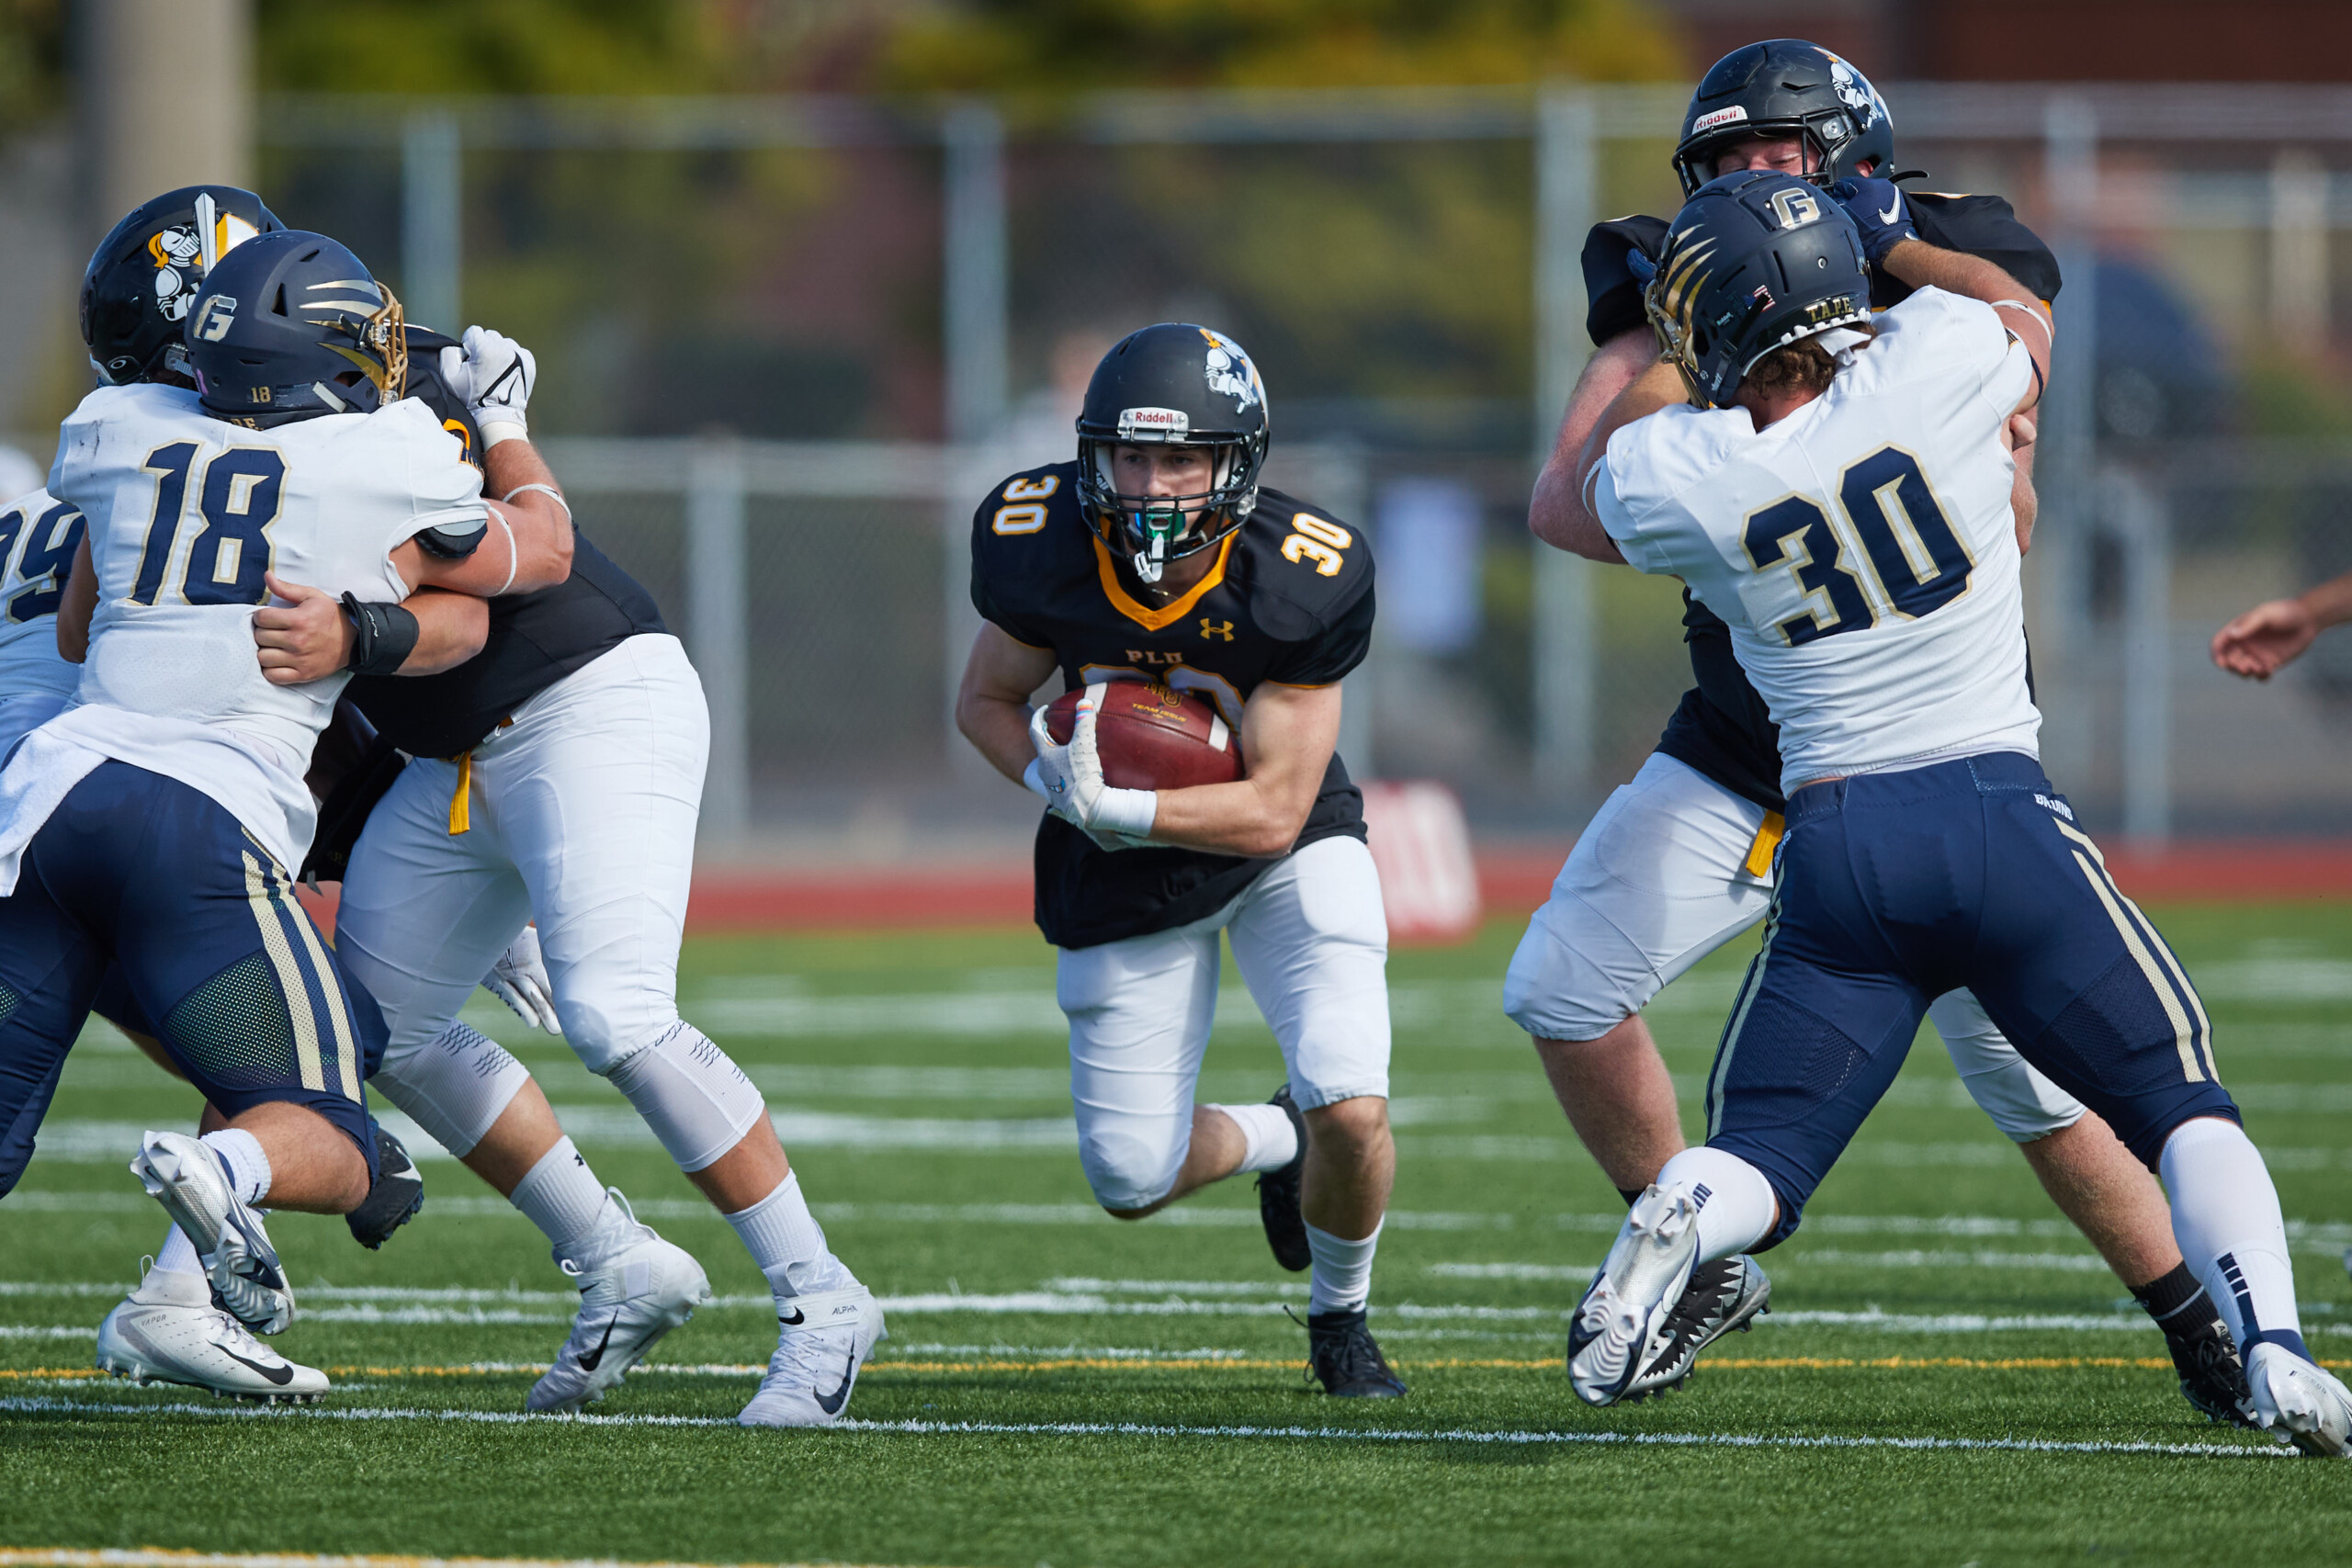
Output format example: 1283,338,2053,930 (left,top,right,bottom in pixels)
814,1353,857,1416
778,1306,806,1326
576,1315,622,1372
220,1348,295,1386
